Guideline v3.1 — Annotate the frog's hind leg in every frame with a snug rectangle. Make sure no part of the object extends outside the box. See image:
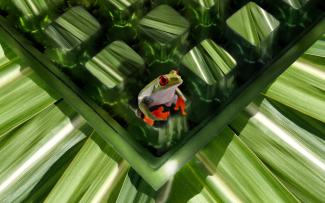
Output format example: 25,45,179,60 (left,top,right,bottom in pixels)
143,106,170,126
174,97,187,116
151,106,170,120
